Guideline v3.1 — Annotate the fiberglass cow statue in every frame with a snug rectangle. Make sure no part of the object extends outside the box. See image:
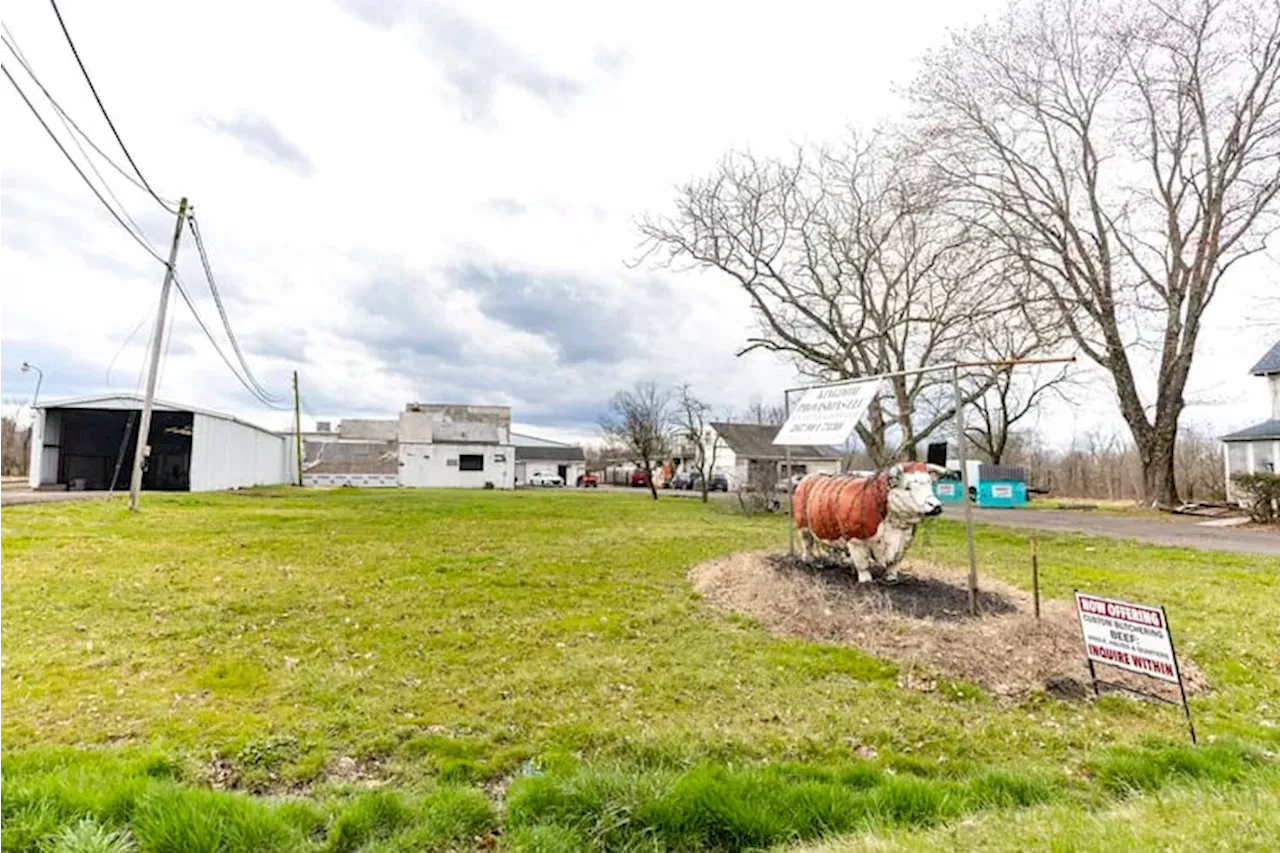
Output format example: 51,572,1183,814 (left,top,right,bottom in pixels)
792,463,943,583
